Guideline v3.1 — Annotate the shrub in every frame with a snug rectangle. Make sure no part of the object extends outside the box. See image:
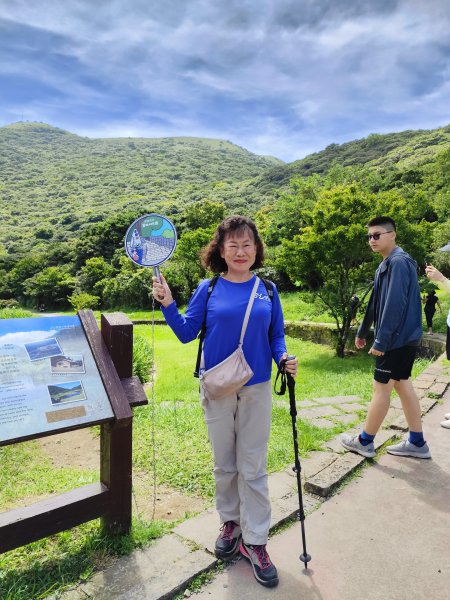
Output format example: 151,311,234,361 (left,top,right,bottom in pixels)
68,293,100,311
0,307,33,319
133,335,152,383
0,299,19,309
